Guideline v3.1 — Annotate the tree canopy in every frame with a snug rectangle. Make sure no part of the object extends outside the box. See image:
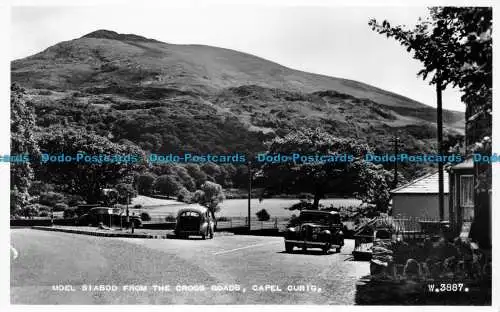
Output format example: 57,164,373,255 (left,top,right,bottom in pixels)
36,128,145,203
261,128,390,210
369,7,492,122
11,83,40,214
193,181,225,217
